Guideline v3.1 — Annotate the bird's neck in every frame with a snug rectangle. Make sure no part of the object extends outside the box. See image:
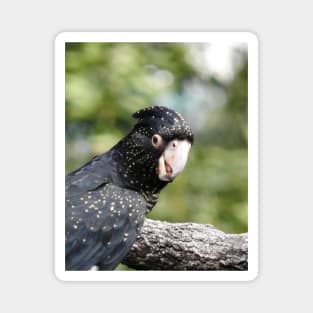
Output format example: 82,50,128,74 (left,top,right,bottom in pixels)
112,133,168,196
